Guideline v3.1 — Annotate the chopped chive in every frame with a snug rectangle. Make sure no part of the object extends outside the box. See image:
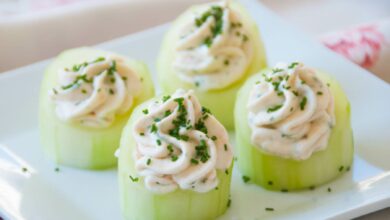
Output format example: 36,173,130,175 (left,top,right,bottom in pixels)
164,110,172,117
267,104,282,113
150,124,158,133
224,144,228,151
22,167,28,172
167,144,174,153
180,135,189,141
147,158,152,165
281,189,288,193
300,96,307,110
227,199,232,208
242,34,249,42
122,76,127,81
327,187,332,192
139,132,145,136
242,175,250,183
268,181,273,185
204,36,212,47
93,57,105,63
224,59,230,65
162,95,171,102
81,89,87,94
317,91,323,96
288,62,299,69
292,90,299,96
191,158,199,165
338,166,344,172
211,136,217,141
129,175,139,182
142,109,149,114
156,139,162,146
309,185,316,190
171,155,178,161
225,169,229,175
154,118,161,122
109,88,115,95
54,167,60,172
265,207,274,211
